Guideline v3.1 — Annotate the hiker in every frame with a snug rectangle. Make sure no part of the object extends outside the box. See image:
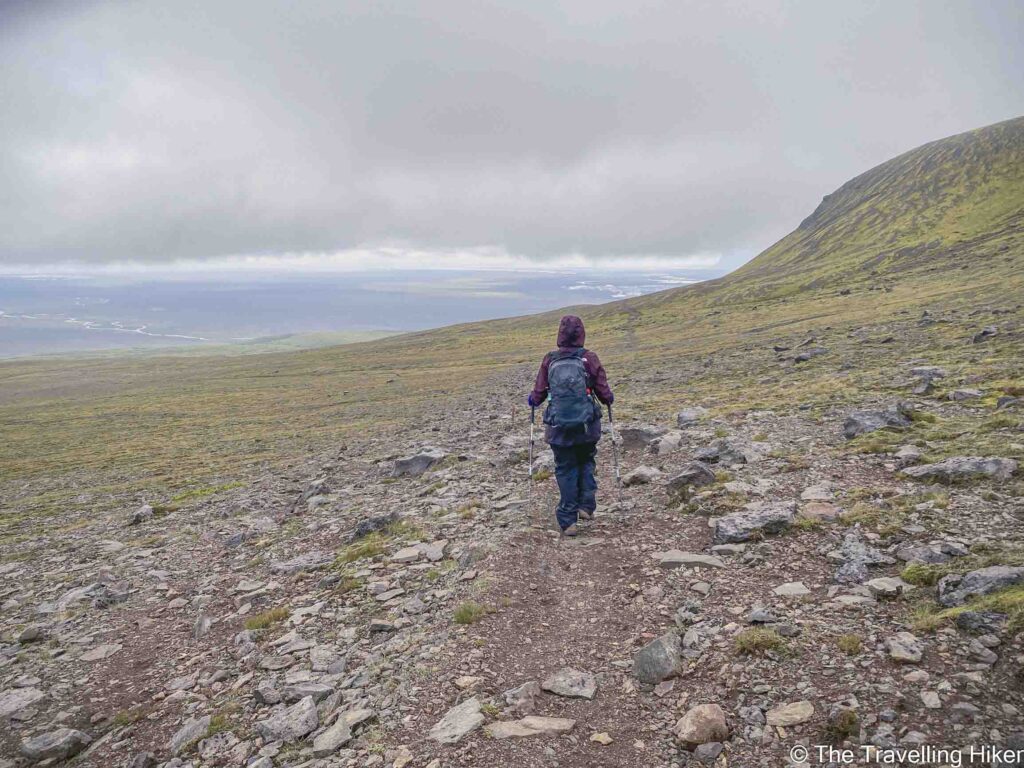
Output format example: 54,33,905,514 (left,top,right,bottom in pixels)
527,315,614,536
